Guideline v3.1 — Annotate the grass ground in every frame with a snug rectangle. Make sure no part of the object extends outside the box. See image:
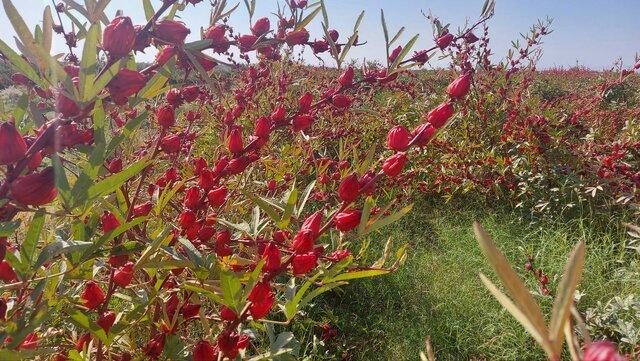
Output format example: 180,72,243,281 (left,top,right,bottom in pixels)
309,197,638,360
